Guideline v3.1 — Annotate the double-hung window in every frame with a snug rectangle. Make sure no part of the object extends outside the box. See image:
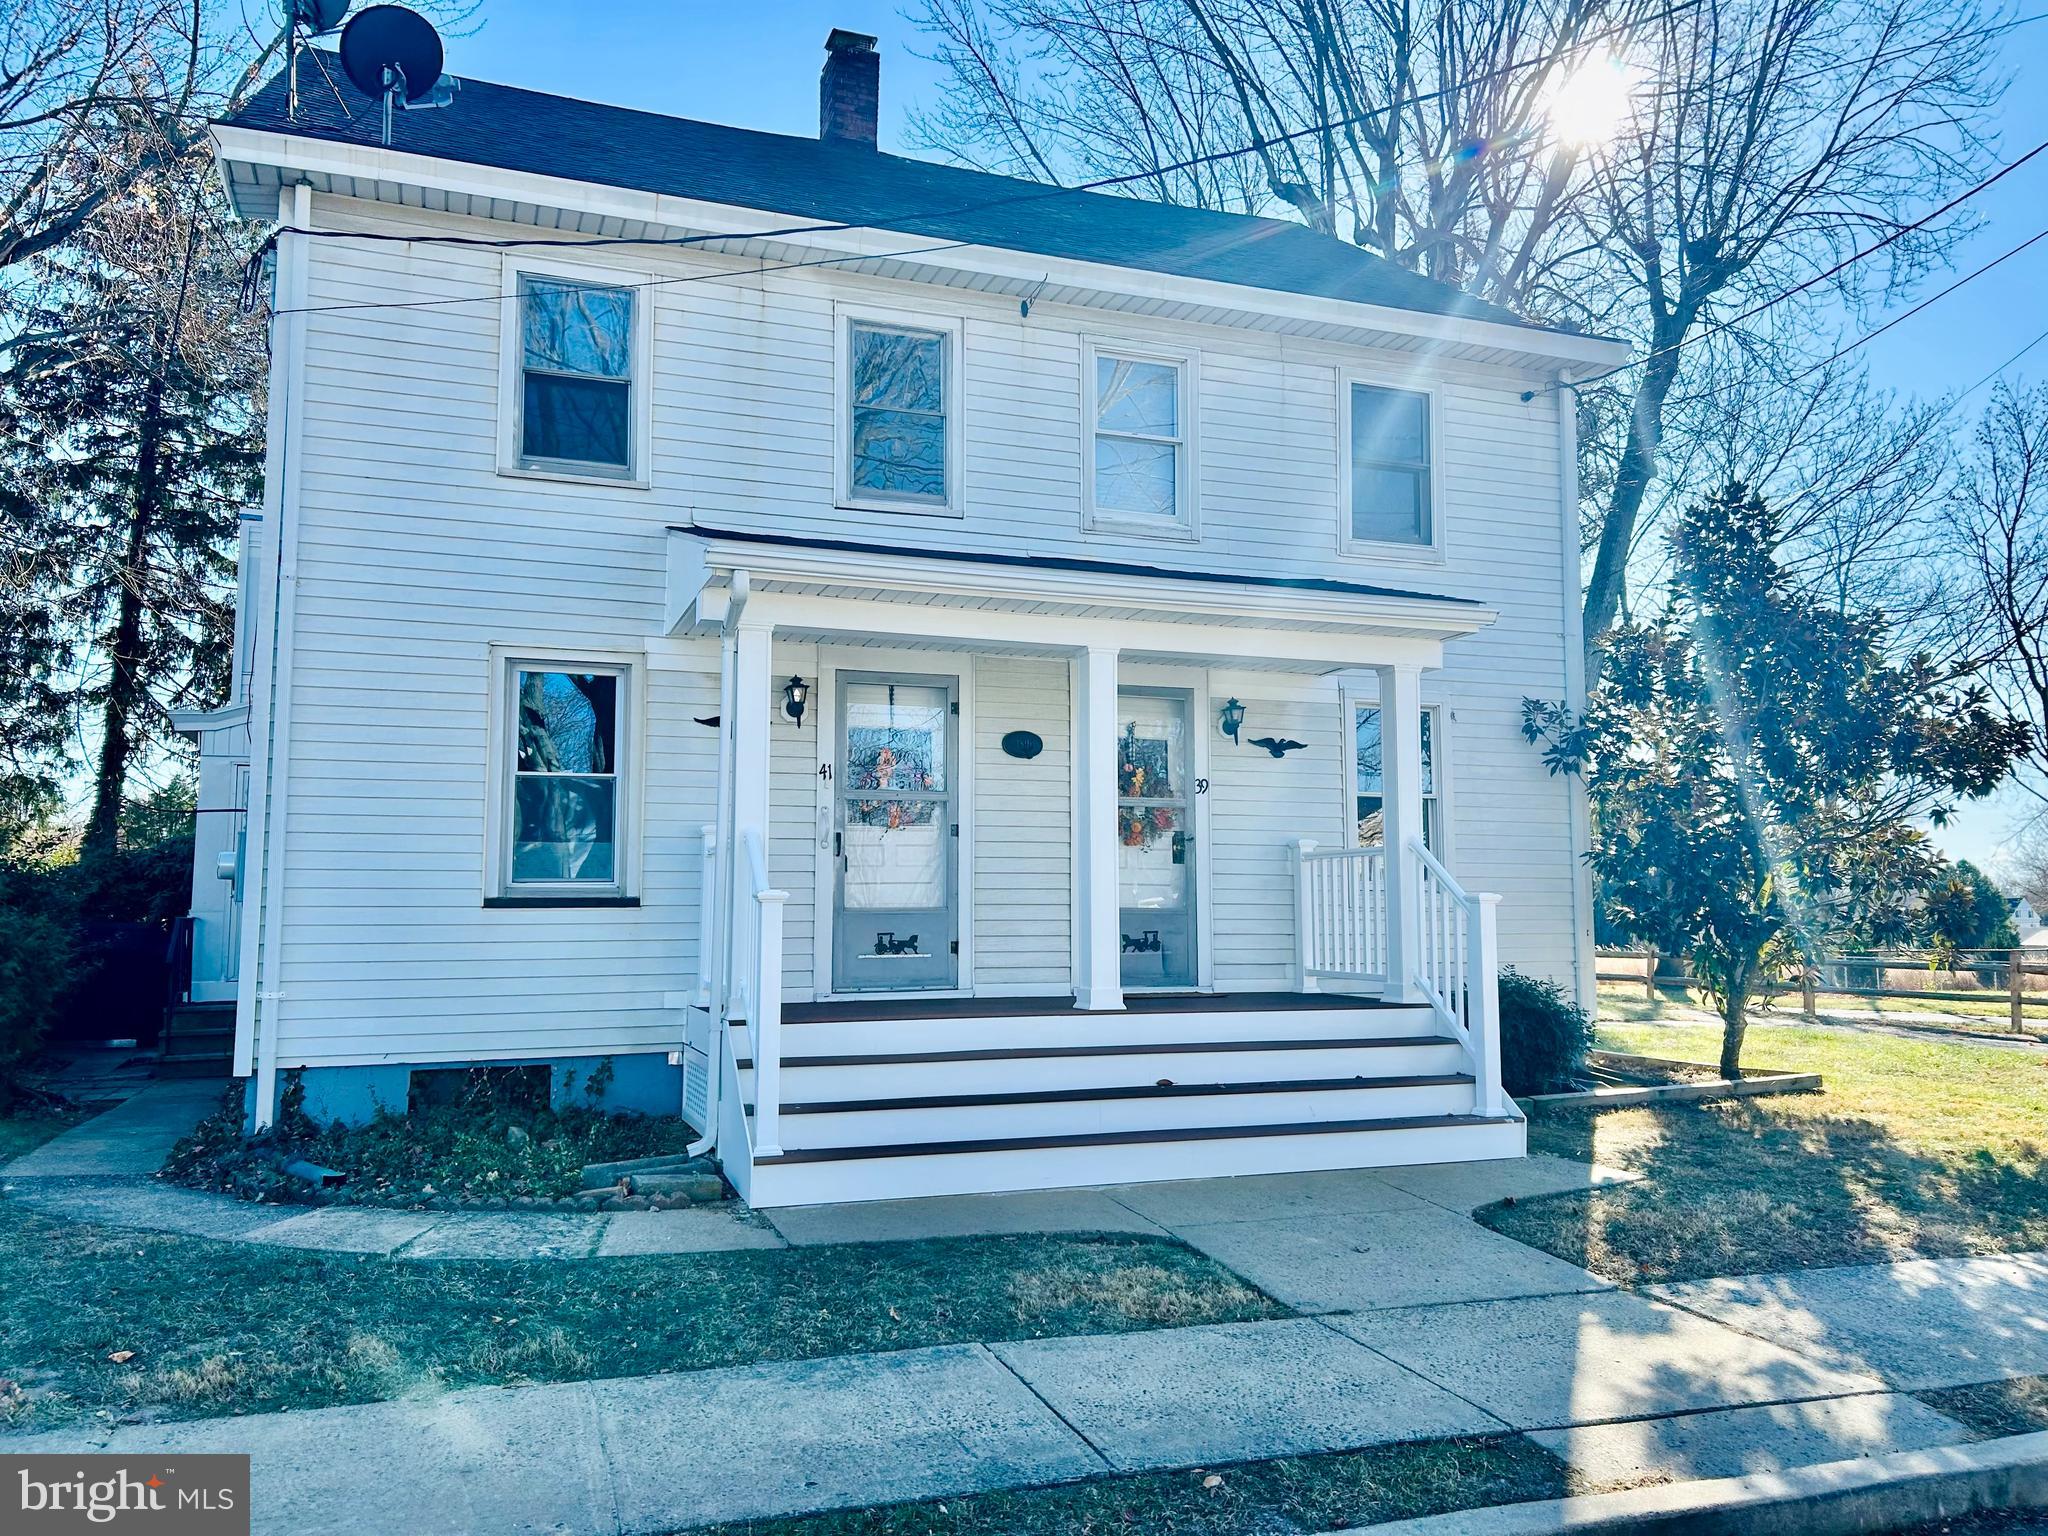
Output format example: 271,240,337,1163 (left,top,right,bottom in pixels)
1353,703,1444,856
1344,380,1437,554
499,663,630,897
845,317,953,509
514,273,637,478
1086,343,1194,536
